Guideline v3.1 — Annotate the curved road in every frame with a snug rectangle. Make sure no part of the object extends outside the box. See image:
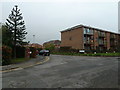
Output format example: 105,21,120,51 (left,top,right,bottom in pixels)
2,55,119,88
